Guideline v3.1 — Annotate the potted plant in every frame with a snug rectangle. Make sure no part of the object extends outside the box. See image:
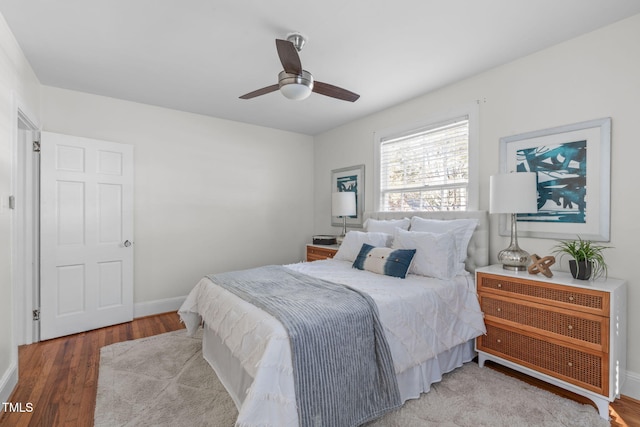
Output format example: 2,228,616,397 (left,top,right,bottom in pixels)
552,236,612,280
